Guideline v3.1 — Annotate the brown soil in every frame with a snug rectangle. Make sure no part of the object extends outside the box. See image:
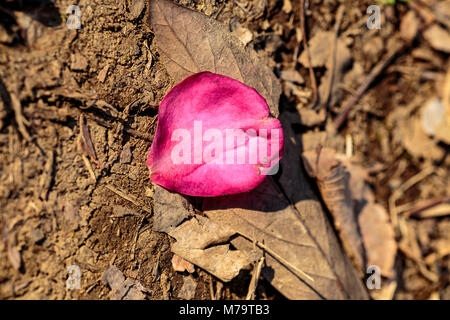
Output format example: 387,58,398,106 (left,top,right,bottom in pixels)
0,0,449,300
